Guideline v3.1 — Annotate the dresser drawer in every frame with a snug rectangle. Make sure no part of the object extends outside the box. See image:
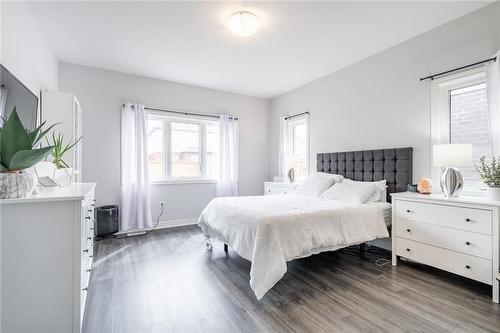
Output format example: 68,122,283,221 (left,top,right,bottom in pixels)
265,185,292,195
395,237,492,284
395,200,492,235
395,220,492,259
